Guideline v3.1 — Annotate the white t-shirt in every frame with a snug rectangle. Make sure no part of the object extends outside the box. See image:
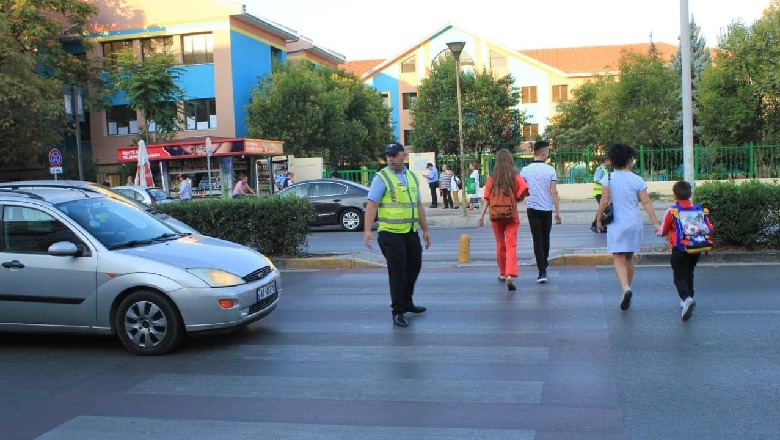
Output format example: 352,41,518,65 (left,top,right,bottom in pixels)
520,161,557,211
469,169,483,197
